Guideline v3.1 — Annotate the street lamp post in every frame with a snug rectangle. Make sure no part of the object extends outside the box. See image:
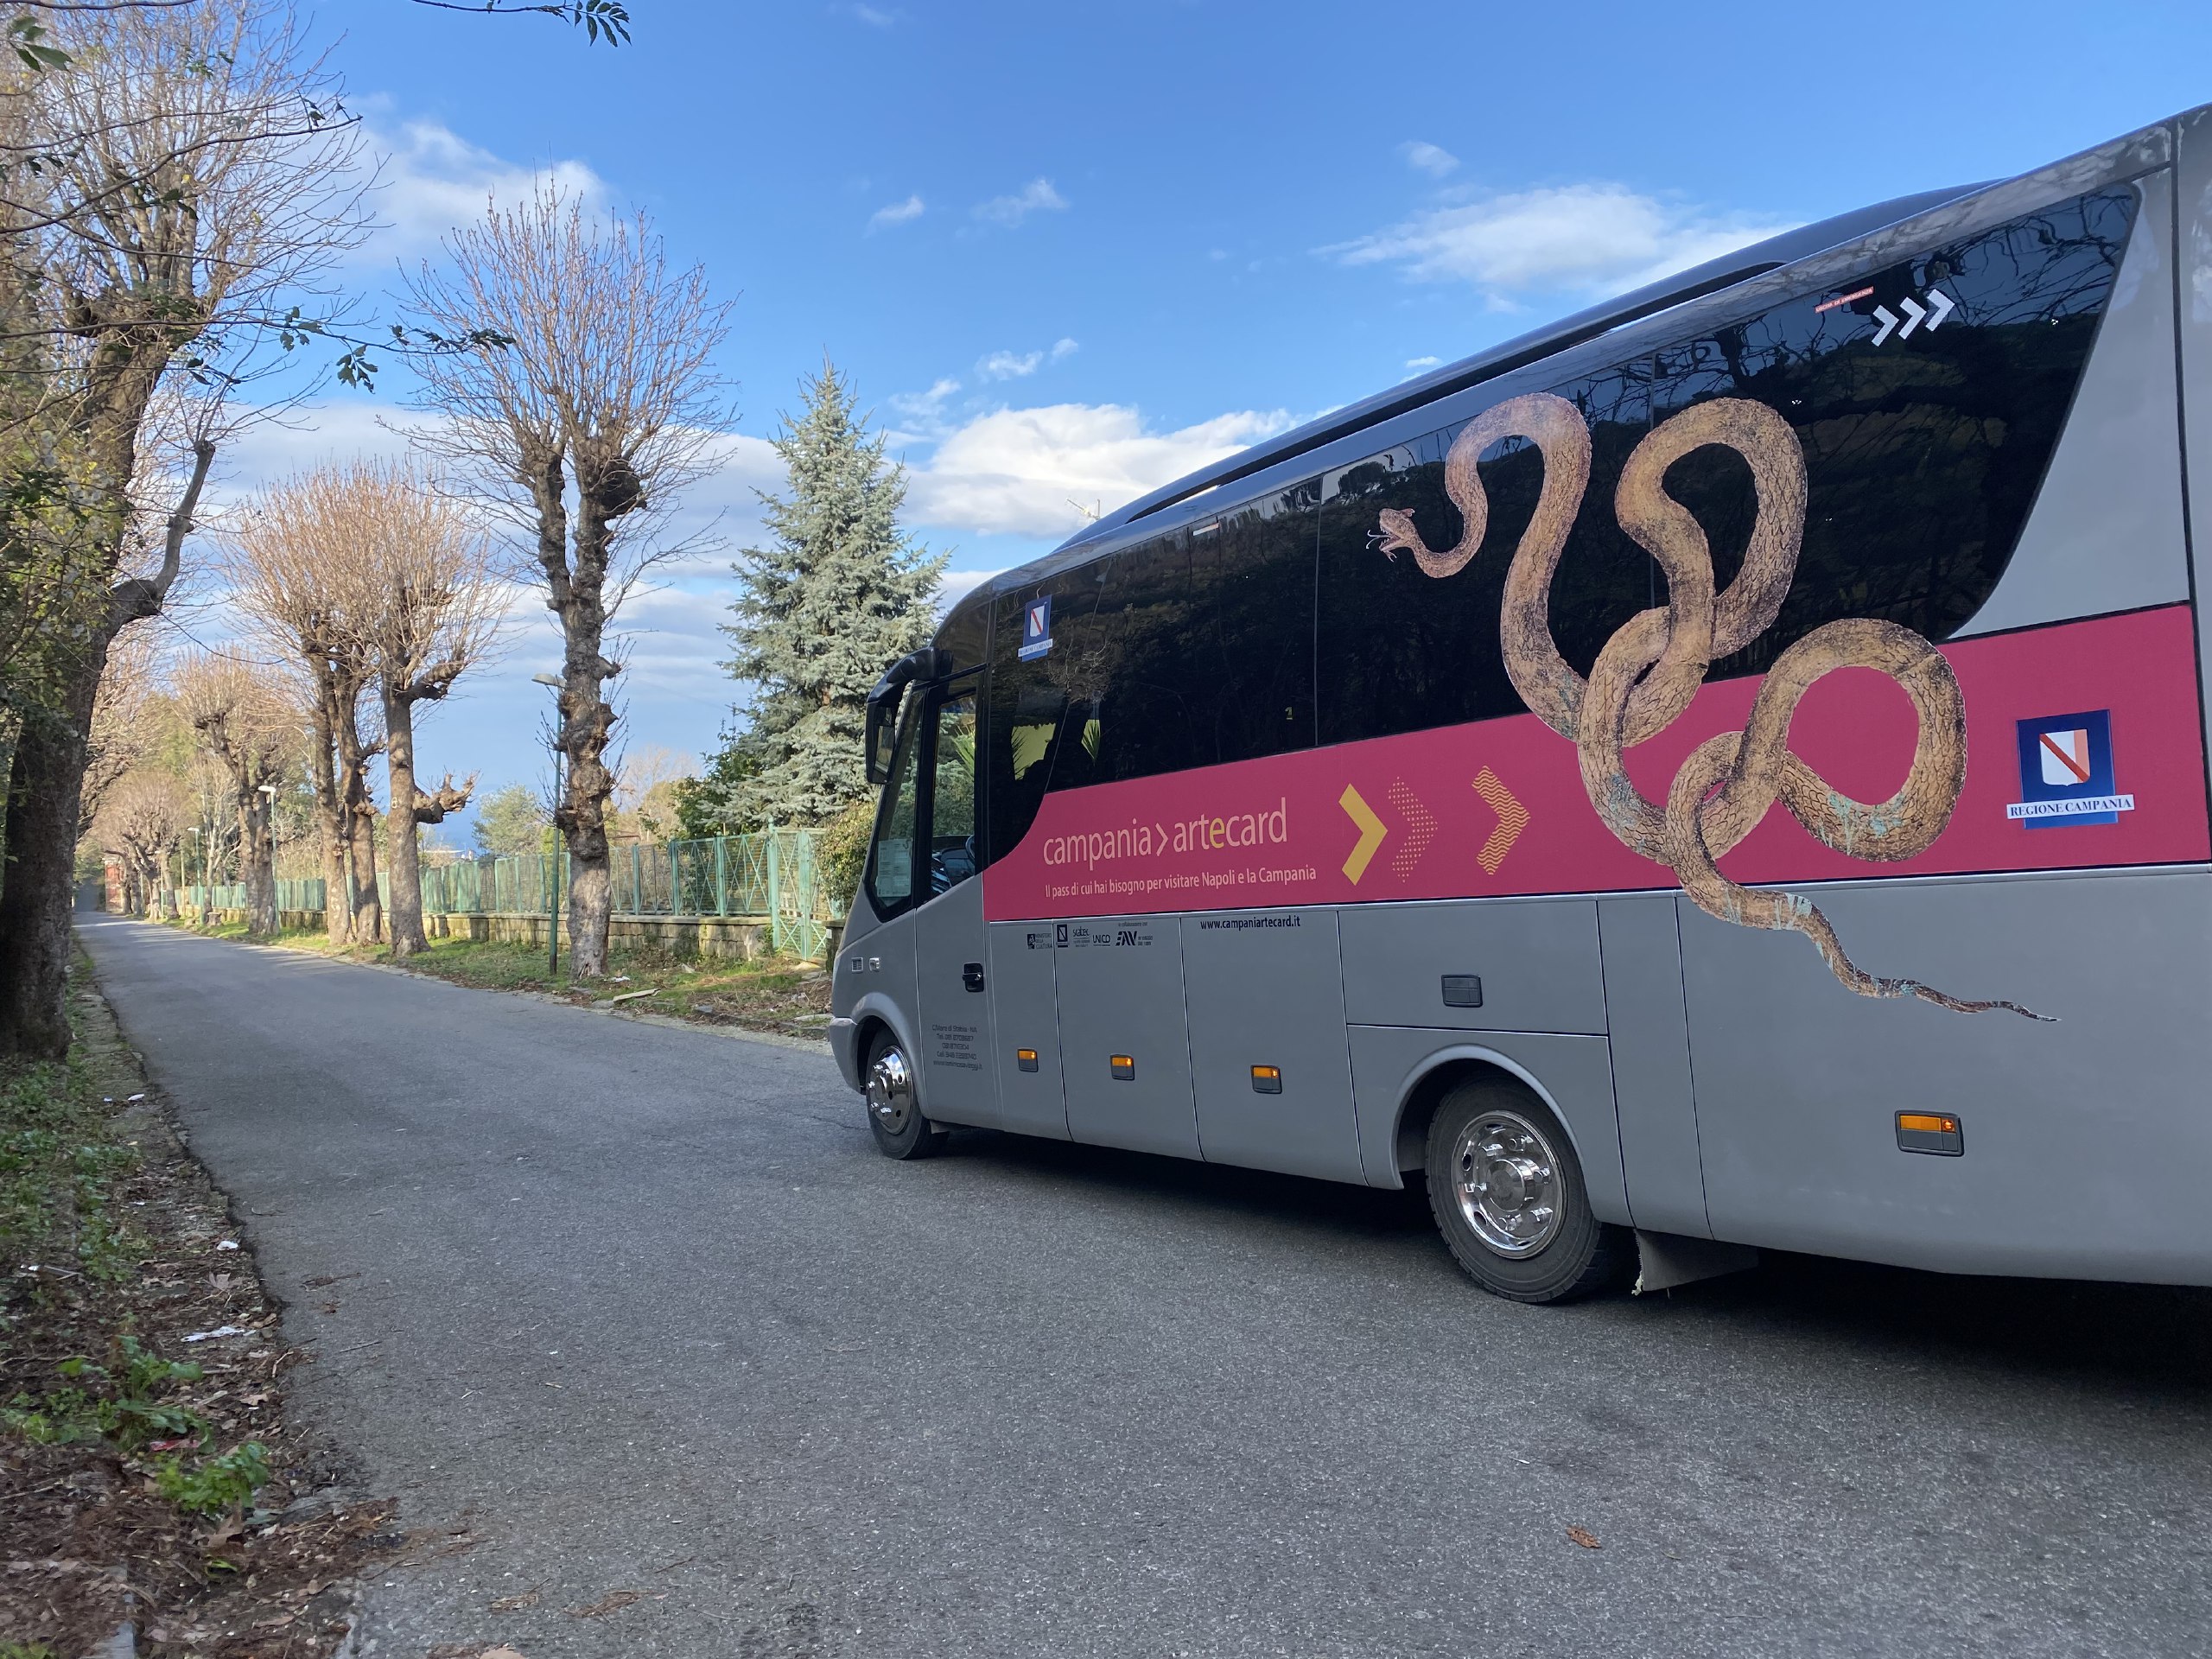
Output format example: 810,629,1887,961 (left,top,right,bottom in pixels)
532,672,563,977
